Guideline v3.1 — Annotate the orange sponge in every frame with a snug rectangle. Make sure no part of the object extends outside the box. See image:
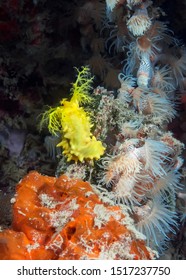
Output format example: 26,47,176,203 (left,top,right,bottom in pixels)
0,171,154,260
